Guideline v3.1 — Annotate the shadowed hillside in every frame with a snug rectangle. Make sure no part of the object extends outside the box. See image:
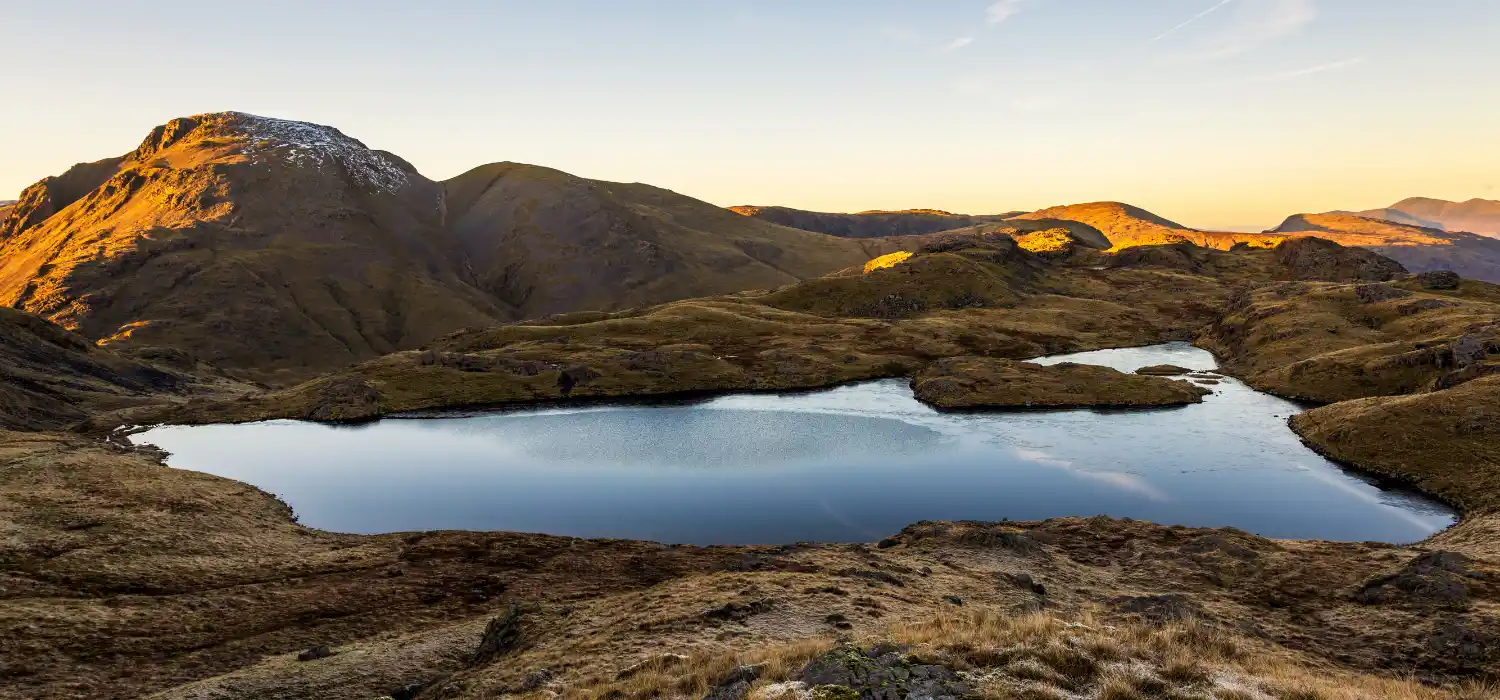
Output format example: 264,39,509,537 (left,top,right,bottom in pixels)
1271,213,1500,283
447,166,885,317
728,205,1021,238
0,306,222,429
0,113,886,381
